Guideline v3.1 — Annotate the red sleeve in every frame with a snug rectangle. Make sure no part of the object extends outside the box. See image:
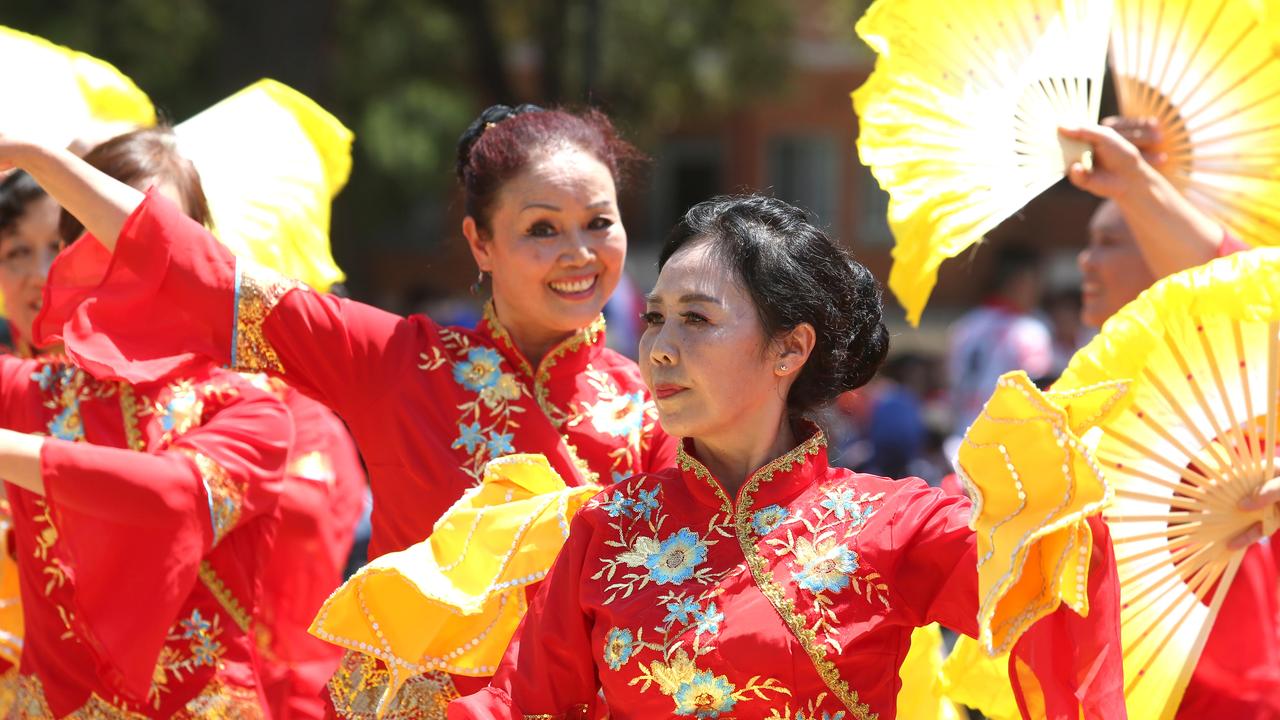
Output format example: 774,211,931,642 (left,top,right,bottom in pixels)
36,190,414,417
448,512,599,720
38,381,291,701
642,424,679,473
888,482,1125,720
1217,229,1250,258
